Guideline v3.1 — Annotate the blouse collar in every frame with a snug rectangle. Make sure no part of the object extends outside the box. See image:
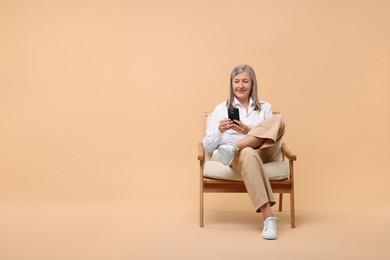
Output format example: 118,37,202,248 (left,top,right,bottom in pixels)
233,97,255,108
